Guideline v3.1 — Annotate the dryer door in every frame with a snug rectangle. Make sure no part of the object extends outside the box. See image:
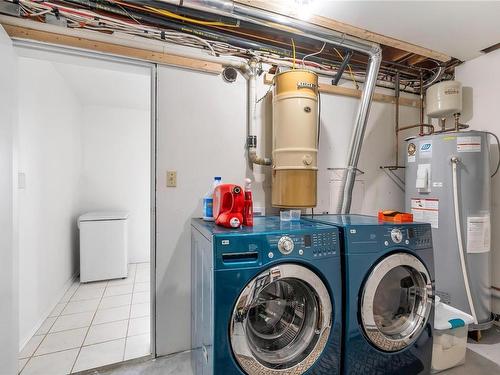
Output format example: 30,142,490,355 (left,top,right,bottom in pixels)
230,264,332,374
360,252,433,352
